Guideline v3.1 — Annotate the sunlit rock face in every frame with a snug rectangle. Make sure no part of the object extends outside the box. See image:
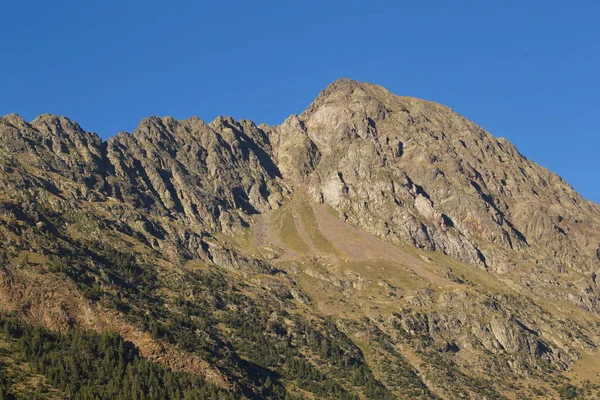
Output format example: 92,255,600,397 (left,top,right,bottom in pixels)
1,79,600,399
